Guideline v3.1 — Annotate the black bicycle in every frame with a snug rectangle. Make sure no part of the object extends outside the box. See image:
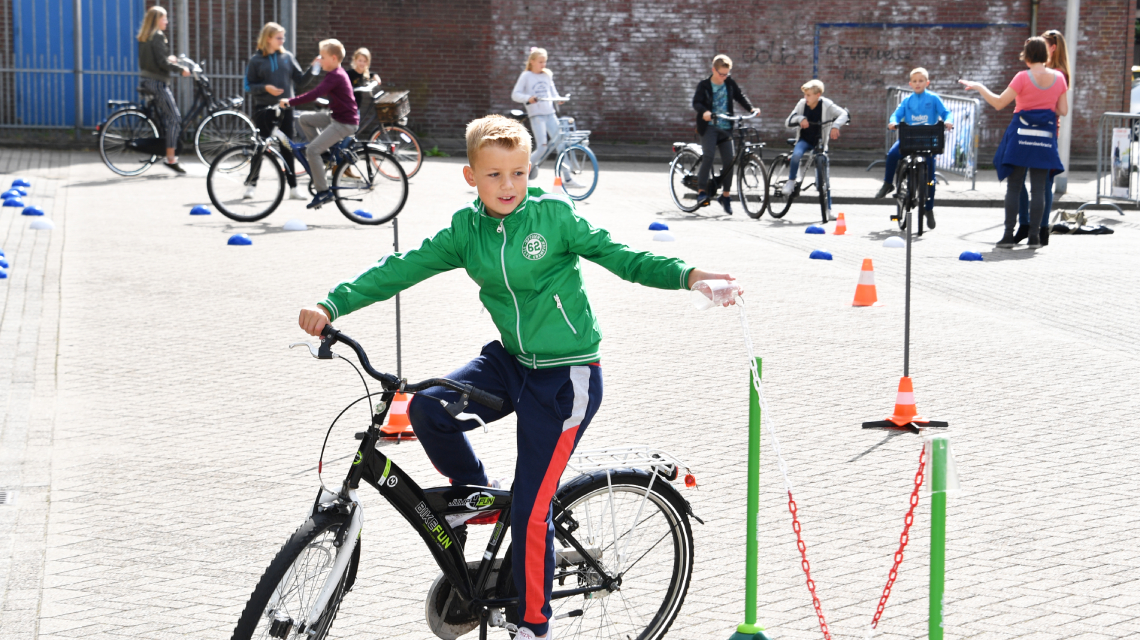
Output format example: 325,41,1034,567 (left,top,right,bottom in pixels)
765,118,845,223
206,106,408,225
230,325,698,640
892,122,946,235
668,113,768,217
95,55,255,175
355,83,423,178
